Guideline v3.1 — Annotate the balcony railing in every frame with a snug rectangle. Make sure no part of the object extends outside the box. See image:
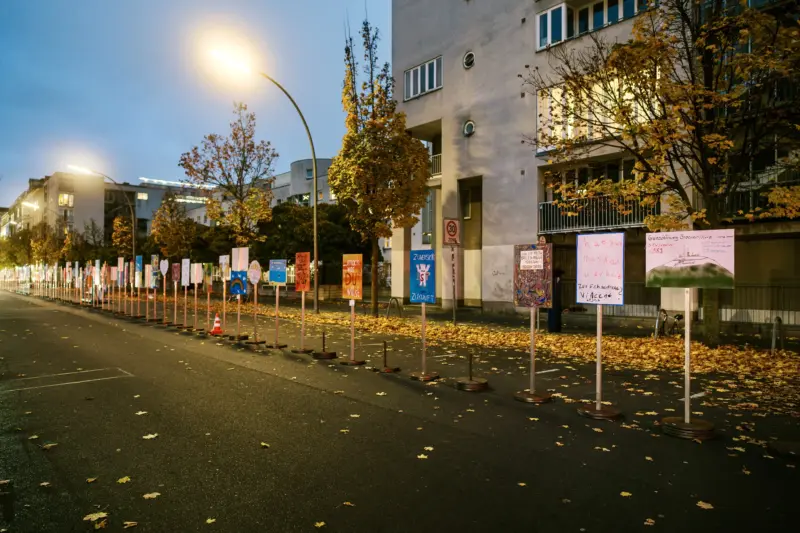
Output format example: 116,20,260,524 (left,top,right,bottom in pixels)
539,195,658,234
429,154,441,177
718,169,800,220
